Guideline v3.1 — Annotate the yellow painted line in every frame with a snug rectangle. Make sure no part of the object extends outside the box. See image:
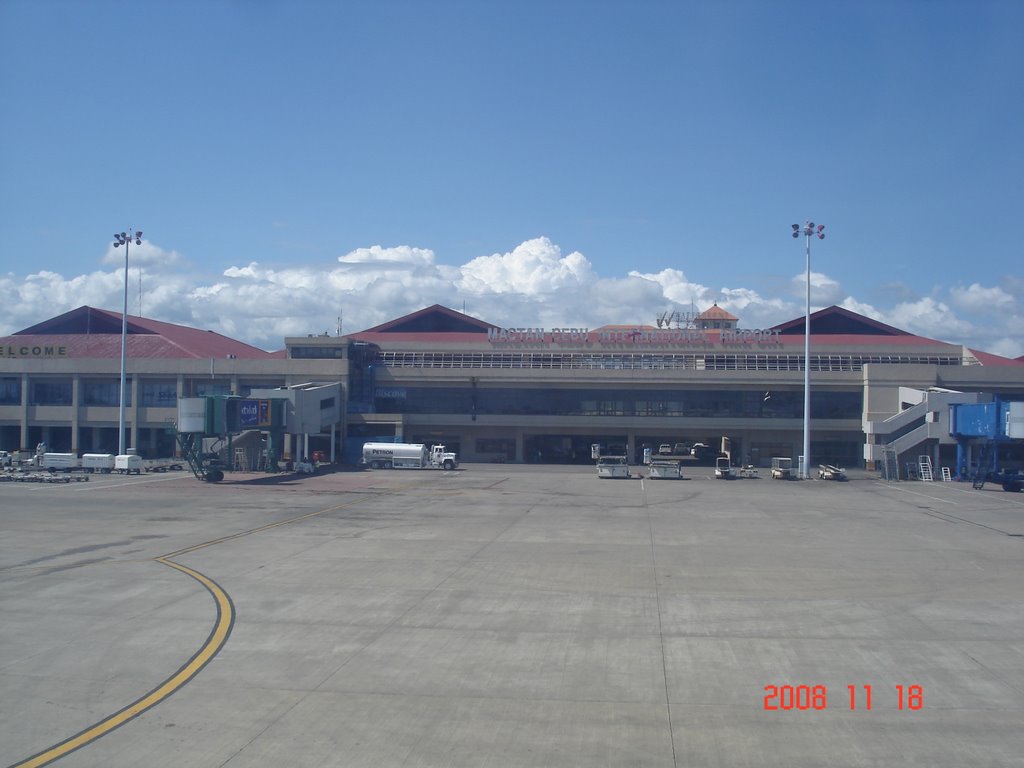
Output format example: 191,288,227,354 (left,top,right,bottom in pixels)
10,496,375,767
10,558,235,768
